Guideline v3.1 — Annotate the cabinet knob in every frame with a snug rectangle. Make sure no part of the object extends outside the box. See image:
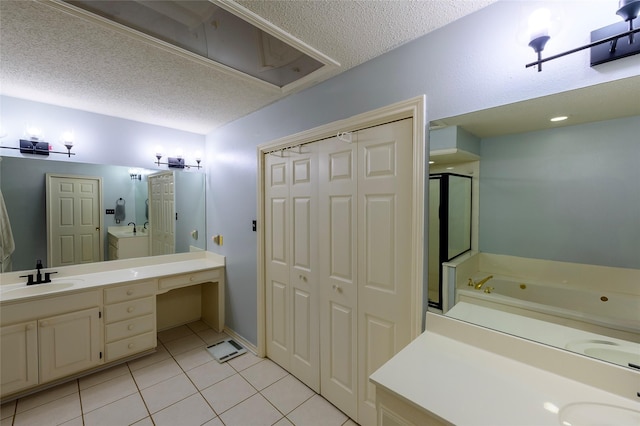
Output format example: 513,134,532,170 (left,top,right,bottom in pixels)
127,307,134,313
299,275,307,282
127,290,134,296
128,343,135,349
26,324,34,330
190,276,195,282
332,284,341,293
128,324,134,331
